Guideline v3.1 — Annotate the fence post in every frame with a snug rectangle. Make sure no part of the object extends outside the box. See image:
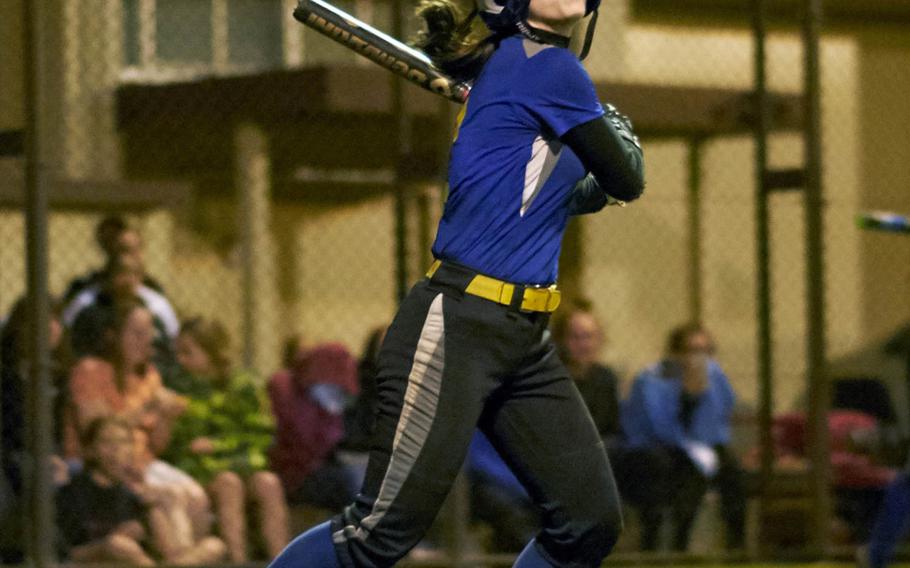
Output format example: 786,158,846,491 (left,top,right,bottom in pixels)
687,136,705,322
751,1,776,551
803,0,831,555
236,122,277,374
23,0,55,563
